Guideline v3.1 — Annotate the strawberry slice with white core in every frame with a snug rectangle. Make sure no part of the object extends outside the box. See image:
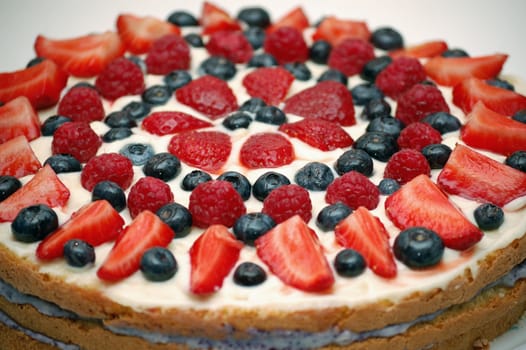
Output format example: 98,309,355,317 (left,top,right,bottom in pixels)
255,215,334,292
0,135,41,178
97,210,173,282
385,174,483,250
189,225,243,294
437,144,526,207
390,40,448,59
335,207,397,278
0,96,41,144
